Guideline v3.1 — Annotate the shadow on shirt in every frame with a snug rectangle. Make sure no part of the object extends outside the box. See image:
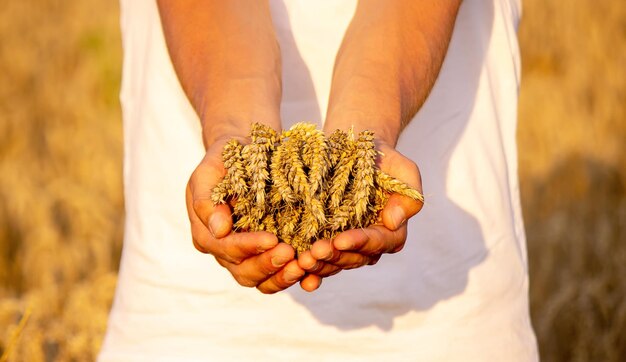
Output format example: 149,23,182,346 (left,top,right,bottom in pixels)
278,0,500,331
